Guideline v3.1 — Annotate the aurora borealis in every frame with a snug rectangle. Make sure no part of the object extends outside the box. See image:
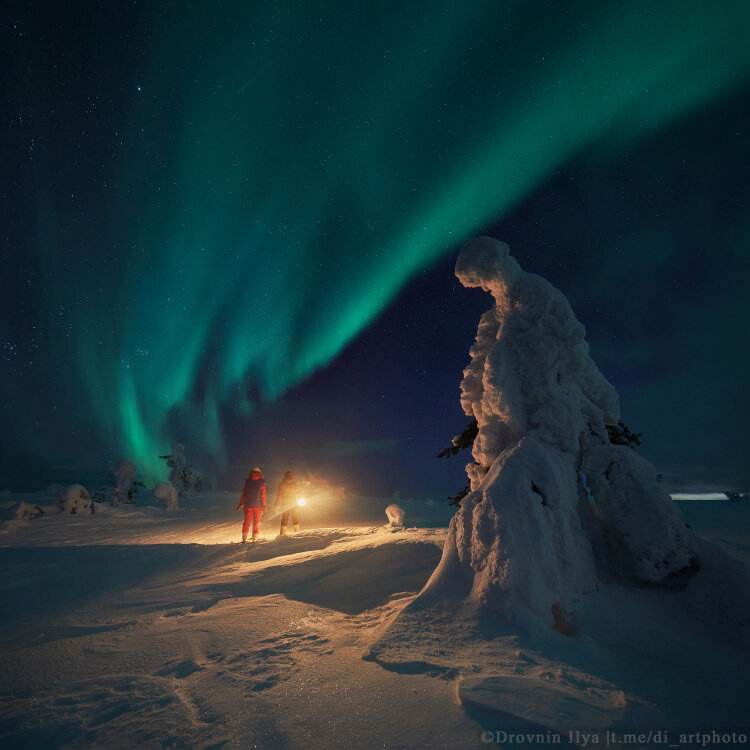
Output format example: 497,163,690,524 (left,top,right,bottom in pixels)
2,1,749,492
